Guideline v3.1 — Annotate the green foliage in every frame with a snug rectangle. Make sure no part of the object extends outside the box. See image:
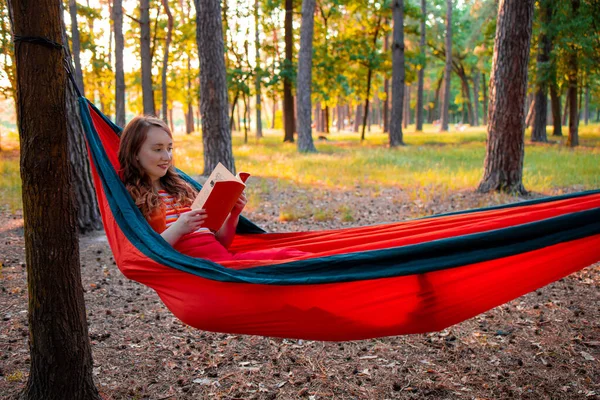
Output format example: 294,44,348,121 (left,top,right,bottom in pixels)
0,0,15,102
